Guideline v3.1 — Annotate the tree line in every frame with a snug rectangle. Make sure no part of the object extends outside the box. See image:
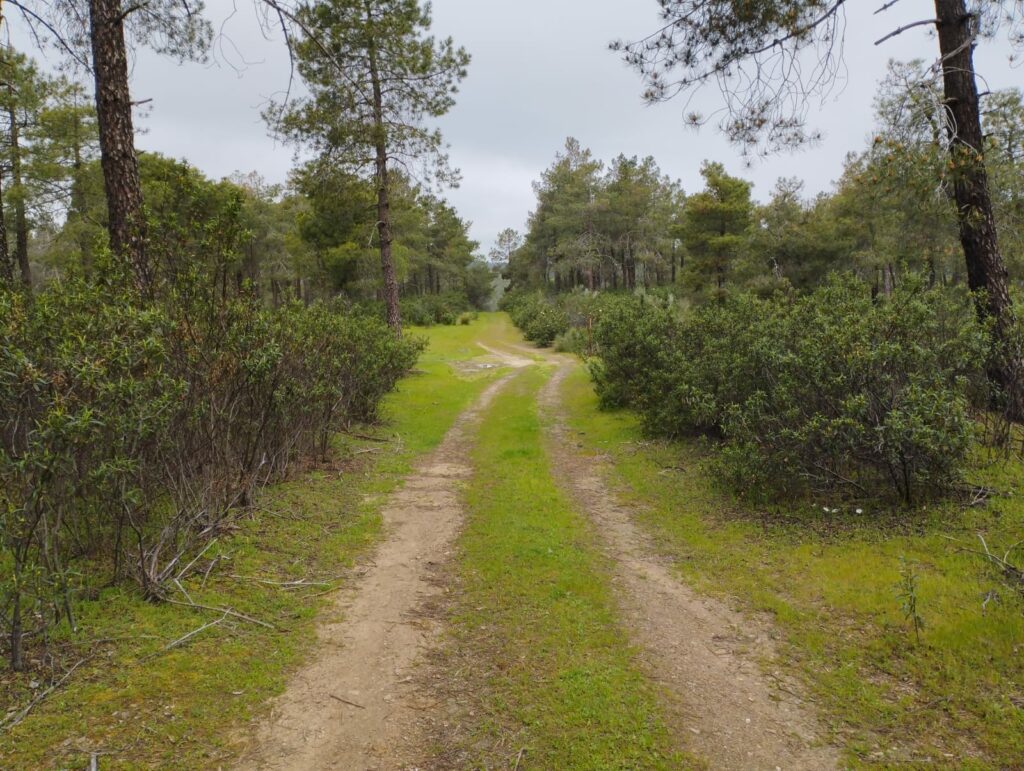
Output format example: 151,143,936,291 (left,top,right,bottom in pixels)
504,63,1024,307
